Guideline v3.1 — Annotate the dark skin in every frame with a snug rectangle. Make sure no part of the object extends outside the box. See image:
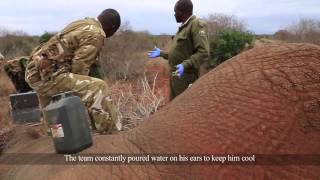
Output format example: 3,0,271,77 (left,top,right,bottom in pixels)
102,24,118,38
174,3,192,23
